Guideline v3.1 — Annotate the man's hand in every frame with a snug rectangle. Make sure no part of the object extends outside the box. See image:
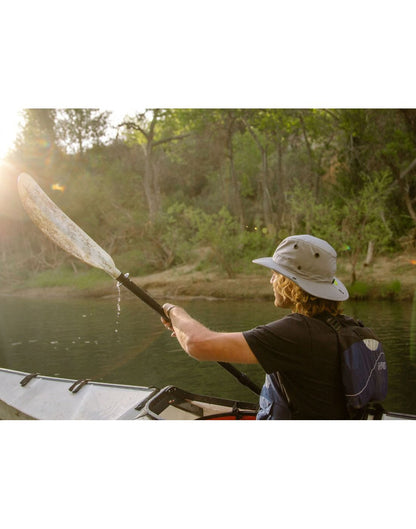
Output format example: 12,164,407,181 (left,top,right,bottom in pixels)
161,303,176,336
